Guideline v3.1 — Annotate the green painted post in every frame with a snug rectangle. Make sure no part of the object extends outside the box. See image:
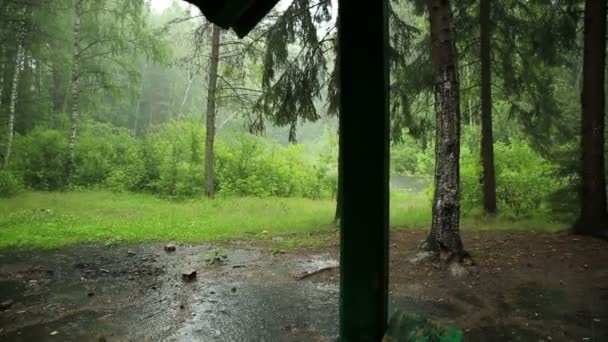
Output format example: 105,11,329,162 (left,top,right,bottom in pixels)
338,0,390,341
